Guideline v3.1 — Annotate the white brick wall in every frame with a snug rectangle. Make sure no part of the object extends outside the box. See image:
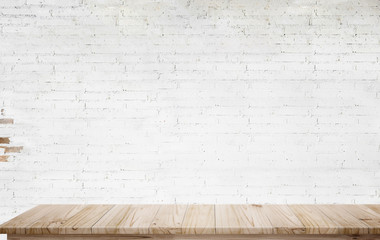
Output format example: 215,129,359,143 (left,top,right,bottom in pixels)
1,0,380,223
